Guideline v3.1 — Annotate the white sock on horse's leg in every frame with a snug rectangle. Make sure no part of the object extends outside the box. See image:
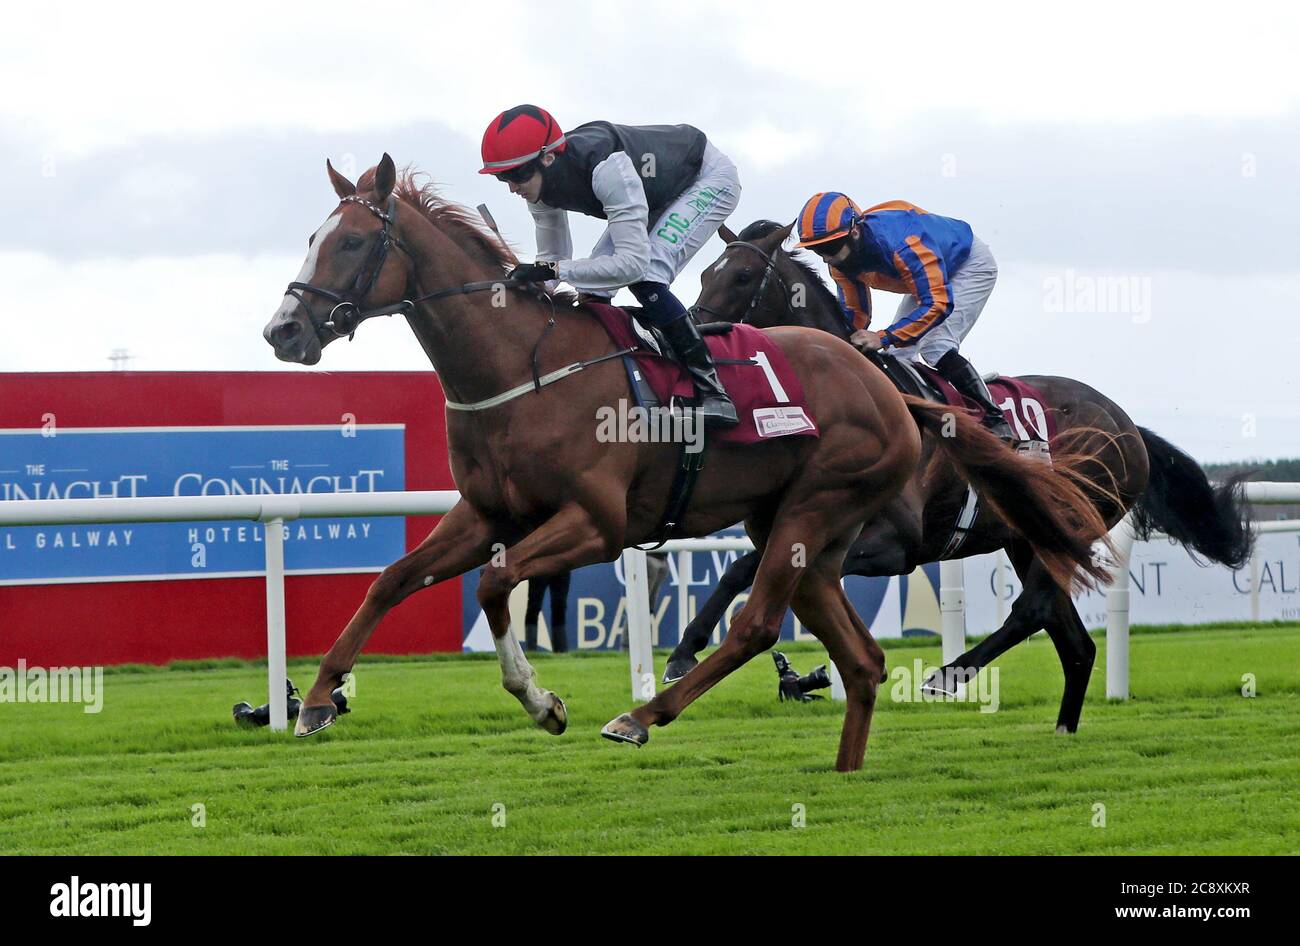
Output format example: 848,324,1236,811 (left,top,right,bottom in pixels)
493,627,552,721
